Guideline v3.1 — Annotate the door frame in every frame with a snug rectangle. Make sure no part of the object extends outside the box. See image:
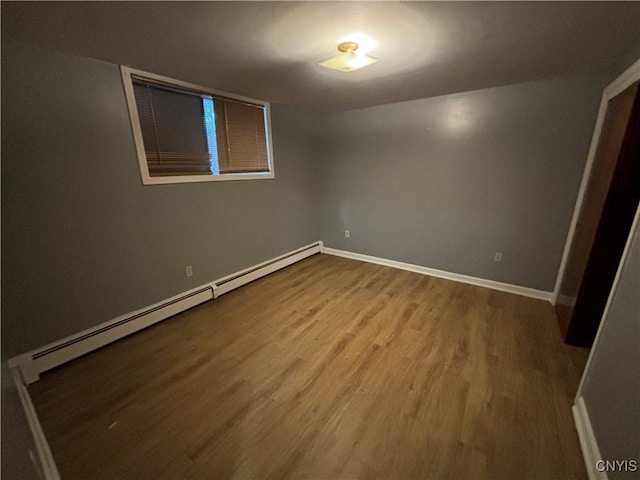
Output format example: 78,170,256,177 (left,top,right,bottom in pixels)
575,202,640,400
571,202,640,480
552,58,640,305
